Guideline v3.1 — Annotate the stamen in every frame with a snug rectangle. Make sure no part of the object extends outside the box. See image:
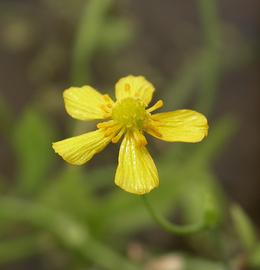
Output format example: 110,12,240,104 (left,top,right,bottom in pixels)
112,128,125,143
111,97,147,130
104,128,116,137
100,104,111,113
105,124,122,137
97,121,121,138
146,100,164,113
103,94,114,104
146,125,162,138
133,130,148,147
101,95,114,116
103,112,112,118
97,120,114,129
